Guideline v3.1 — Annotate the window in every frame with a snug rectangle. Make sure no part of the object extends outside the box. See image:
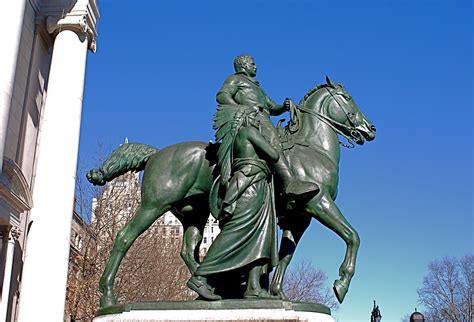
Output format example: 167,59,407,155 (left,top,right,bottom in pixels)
203,237,207,244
